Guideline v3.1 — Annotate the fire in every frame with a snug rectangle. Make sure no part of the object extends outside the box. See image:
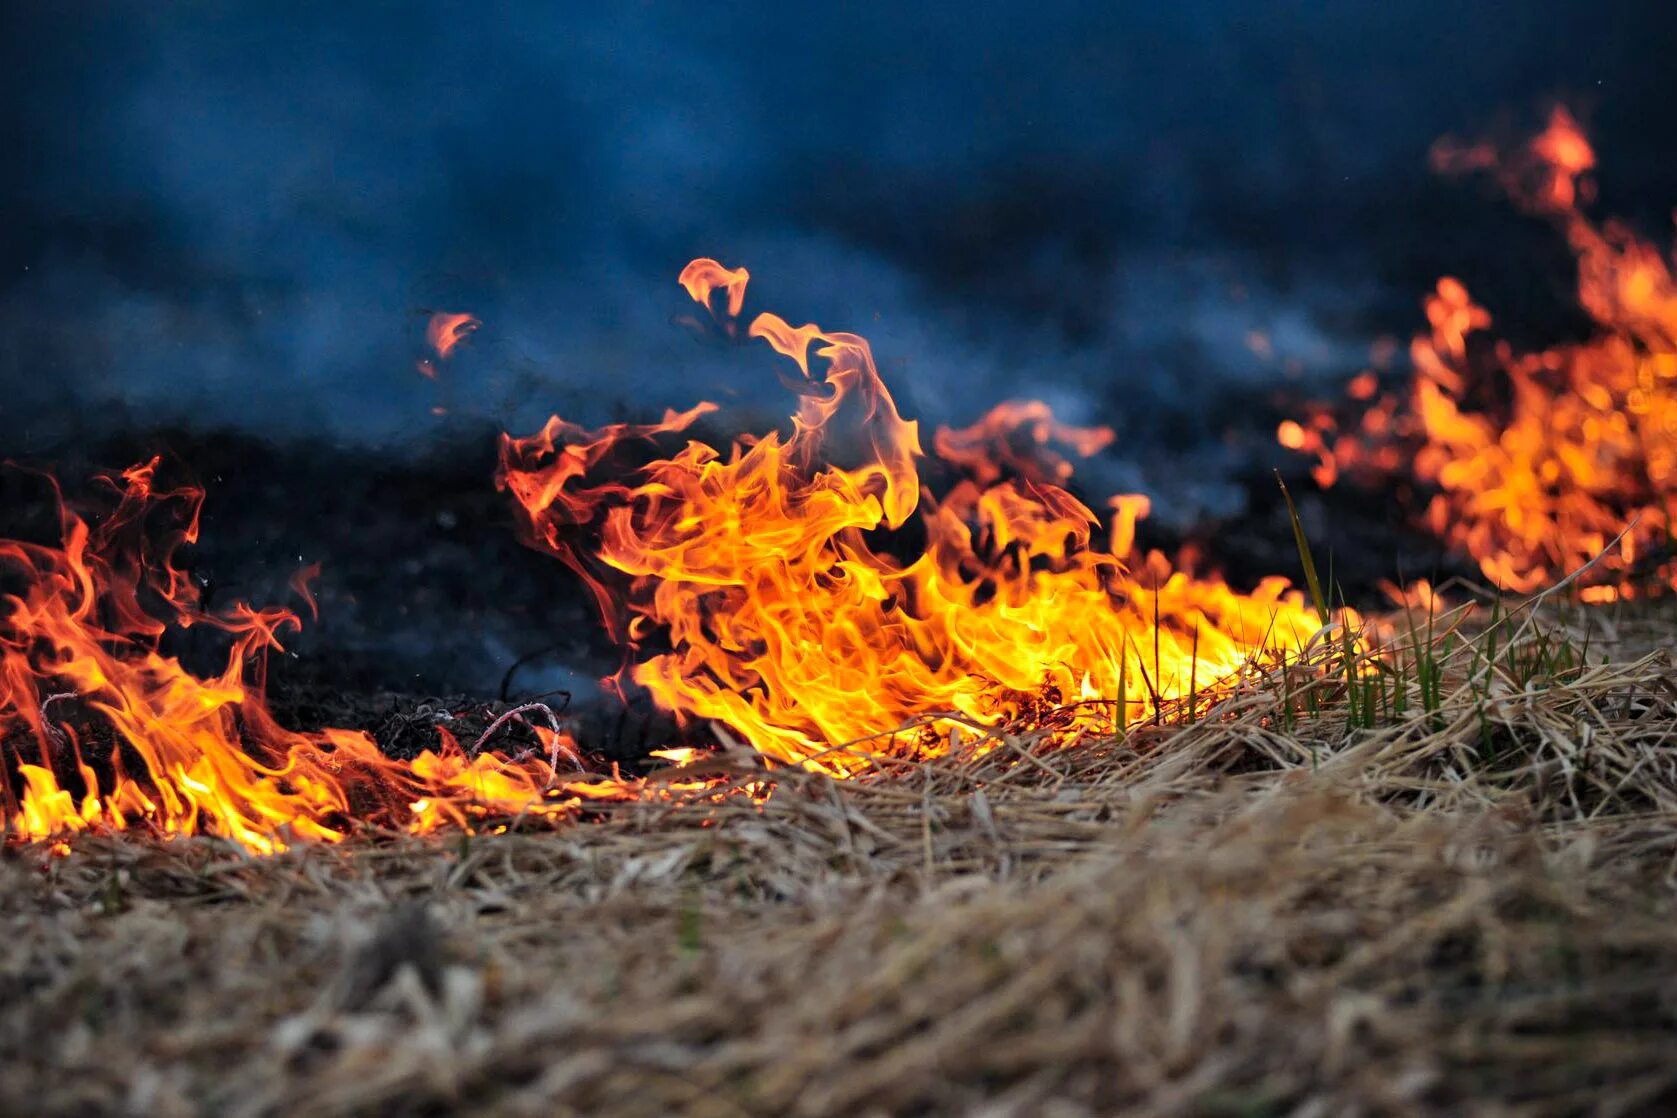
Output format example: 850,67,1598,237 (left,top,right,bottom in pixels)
427,311,480,360
933,400,1116,486
5,263,1352,849
1282,108,1677,596
500,259,1335,772
417,310,480,379
0,460,706,852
